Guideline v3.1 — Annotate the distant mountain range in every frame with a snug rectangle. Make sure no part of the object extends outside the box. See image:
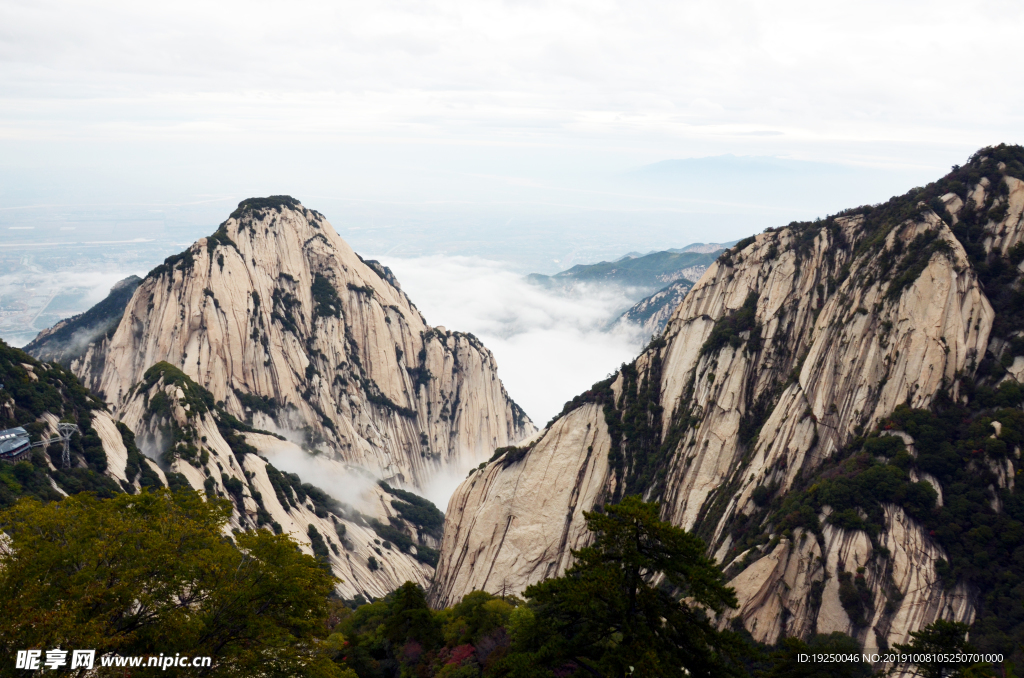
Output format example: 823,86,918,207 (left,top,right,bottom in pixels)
24,275,142,366
528,241,734,339
526,241,733,295
611,279,693,338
